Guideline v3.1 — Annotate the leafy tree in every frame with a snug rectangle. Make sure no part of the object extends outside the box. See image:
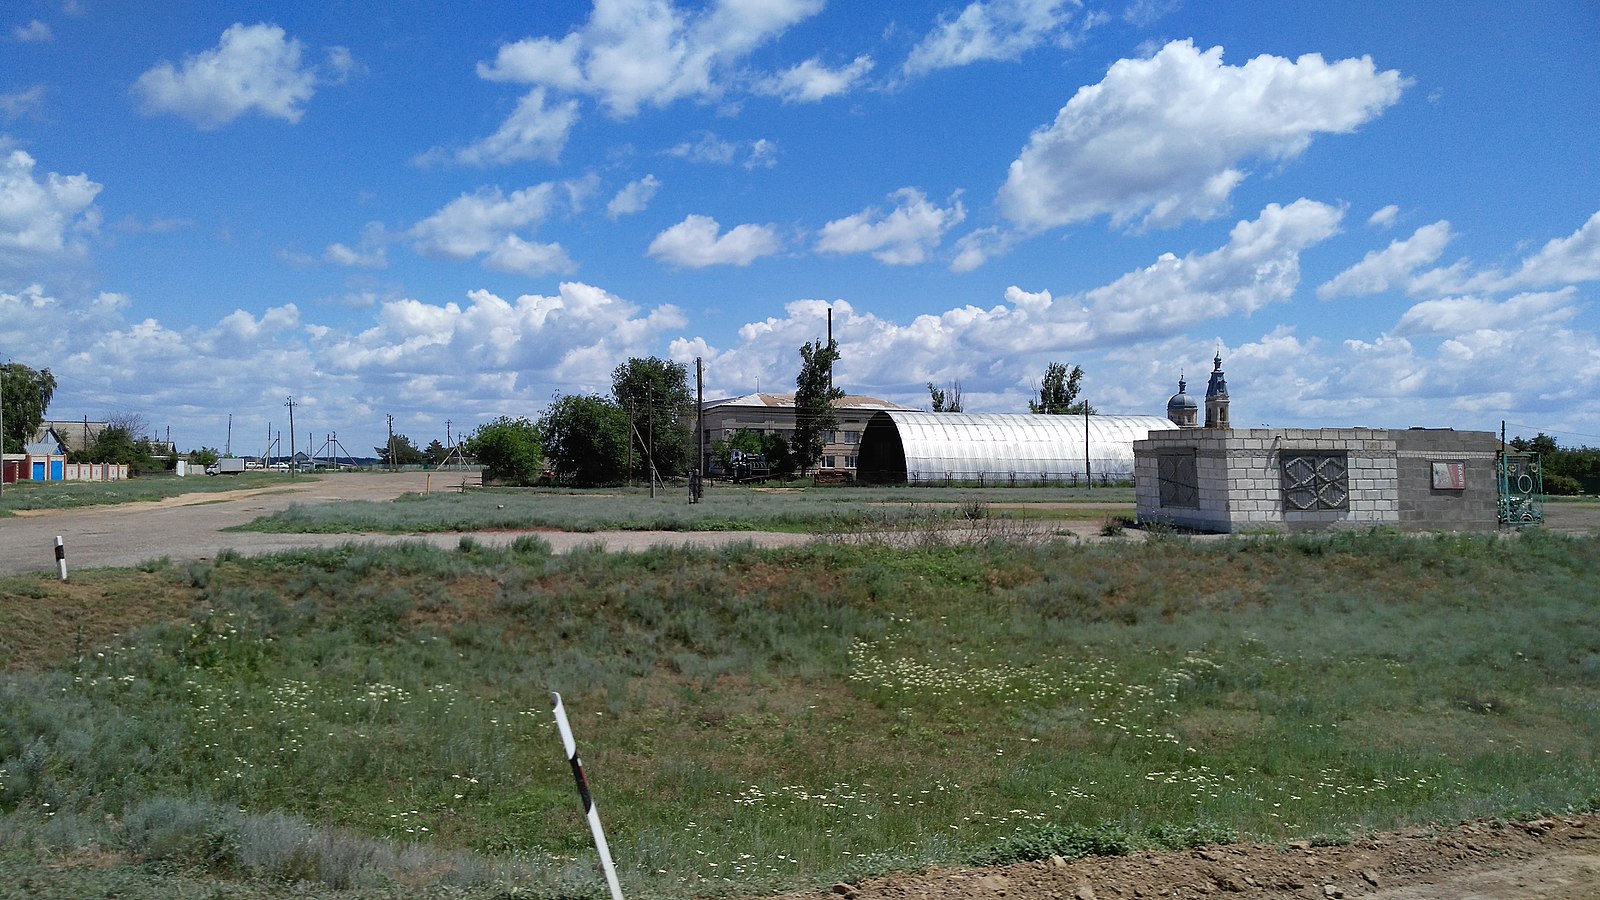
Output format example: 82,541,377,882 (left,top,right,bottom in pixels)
1028,362,1095,415
467,416,542,485
928,380,964,412
793,338,843,475
760,432,796,478
375,434,425,466
78,424,162,473
711,427,765,471
611,356,695,478
539,394,630,486
2,362,57,454
188,446,221,466
709,428,794,478
1509,432,1600,495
